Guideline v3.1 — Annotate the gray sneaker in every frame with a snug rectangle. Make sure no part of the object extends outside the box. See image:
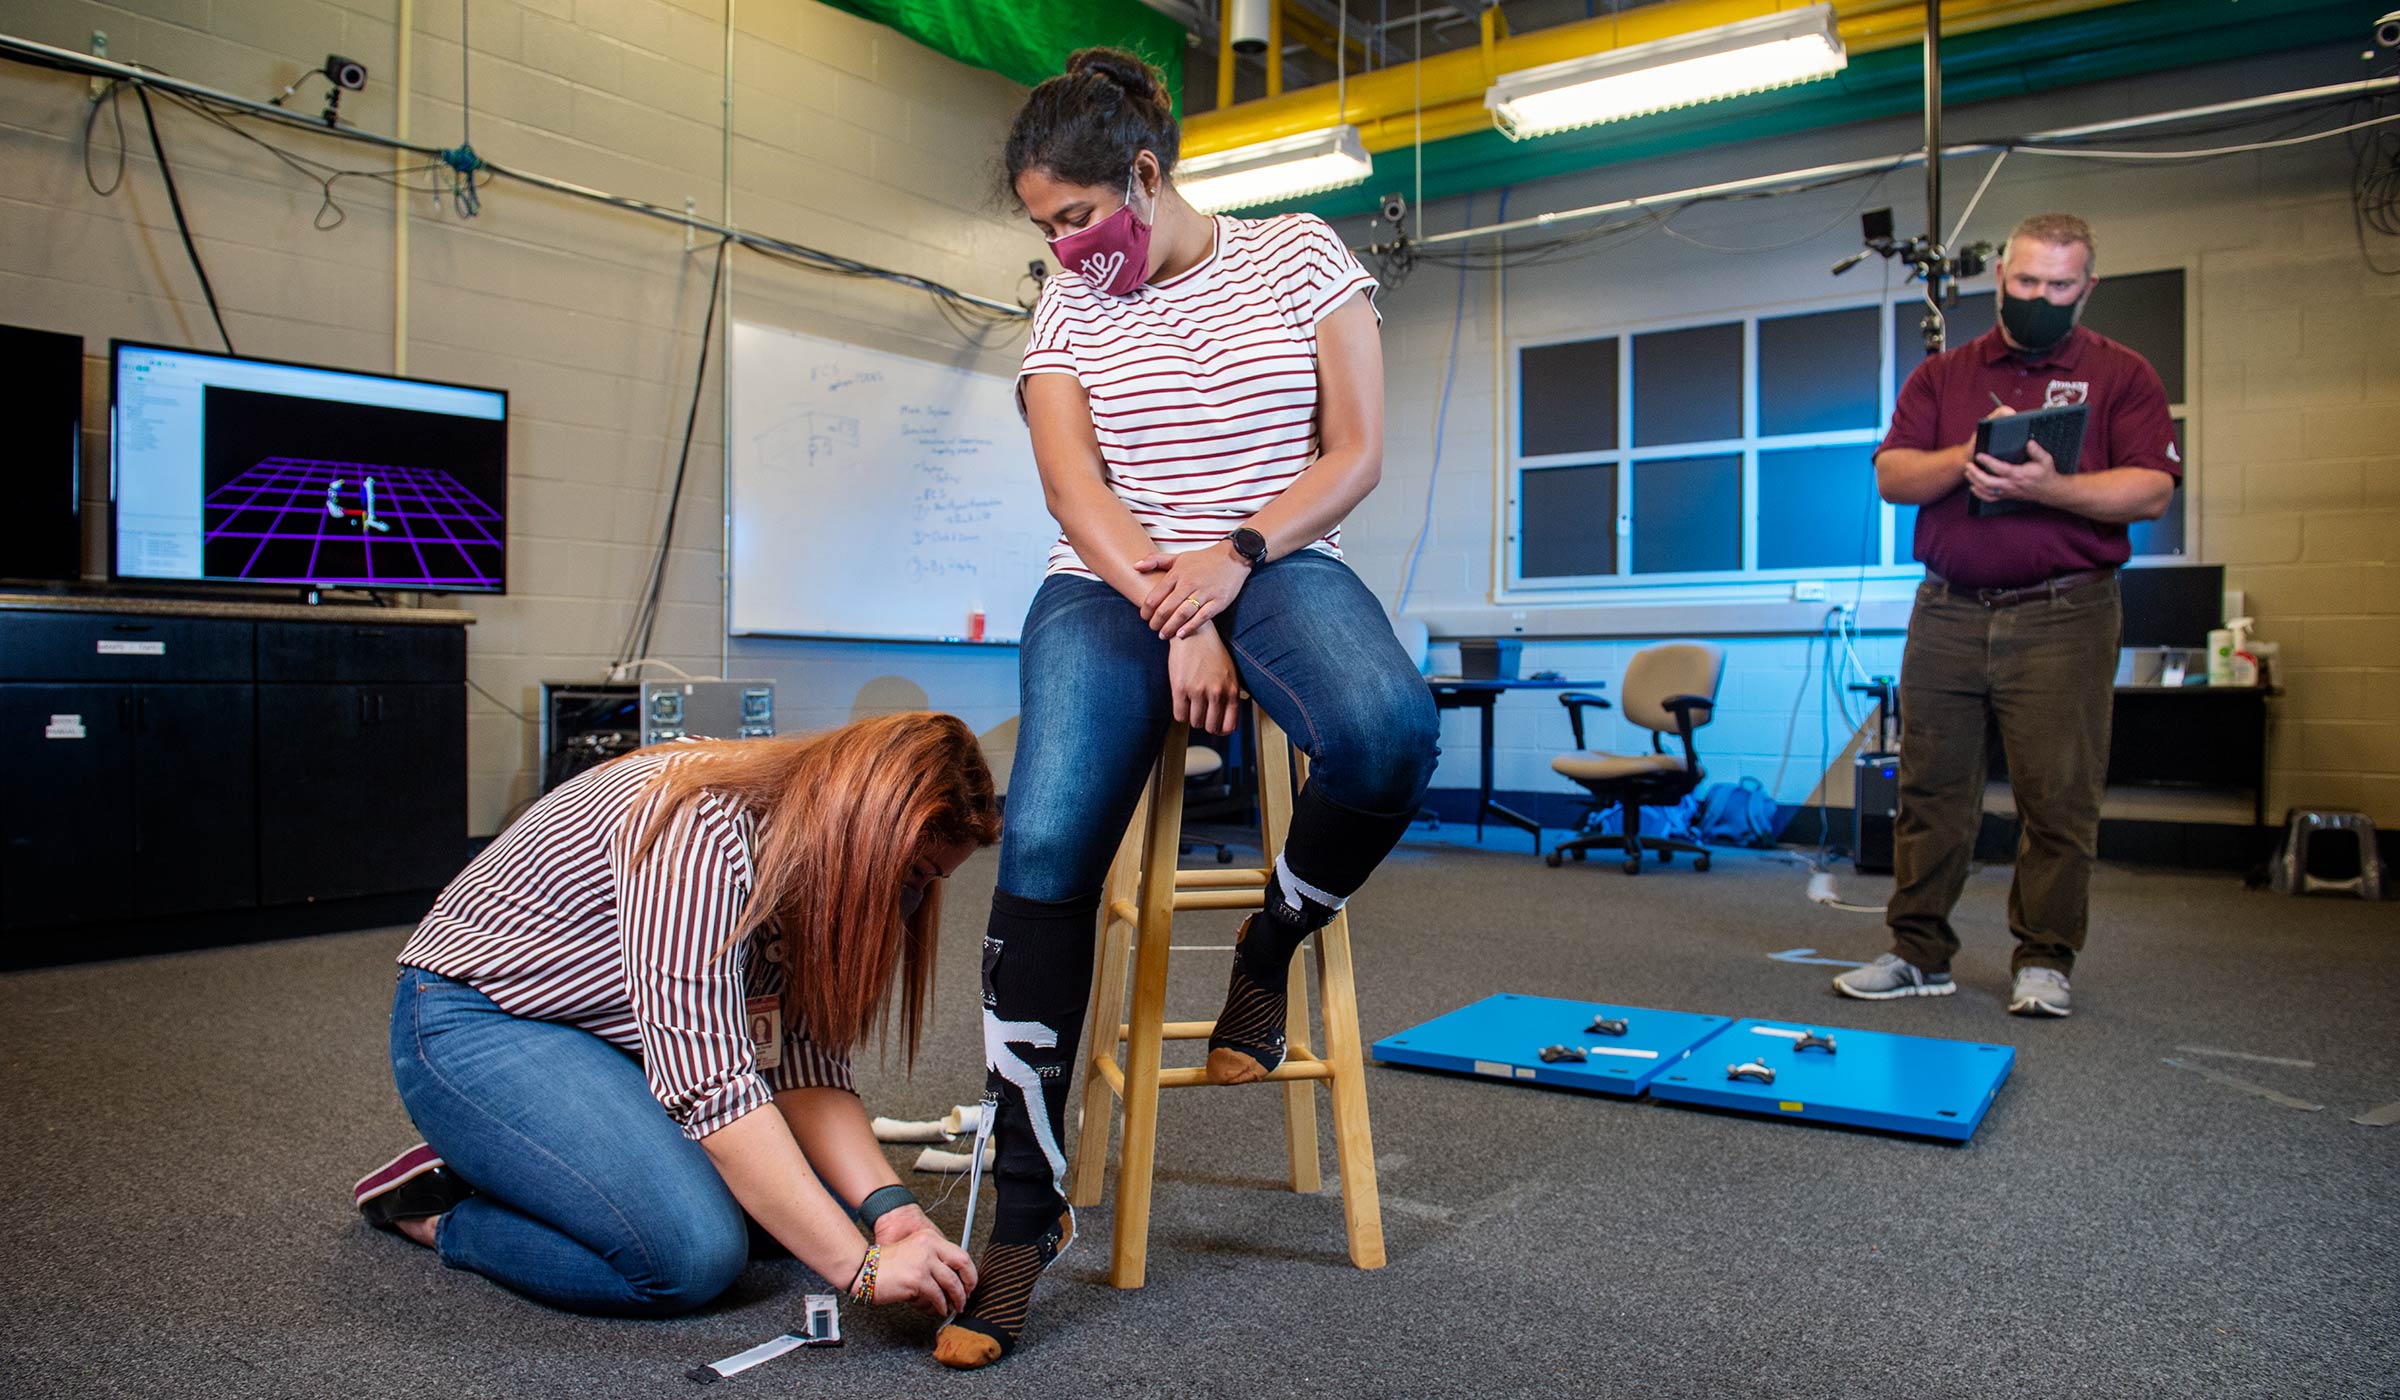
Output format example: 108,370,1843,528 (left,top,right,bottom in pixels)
2009,967,2072,1017
1832,953,1956,1000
